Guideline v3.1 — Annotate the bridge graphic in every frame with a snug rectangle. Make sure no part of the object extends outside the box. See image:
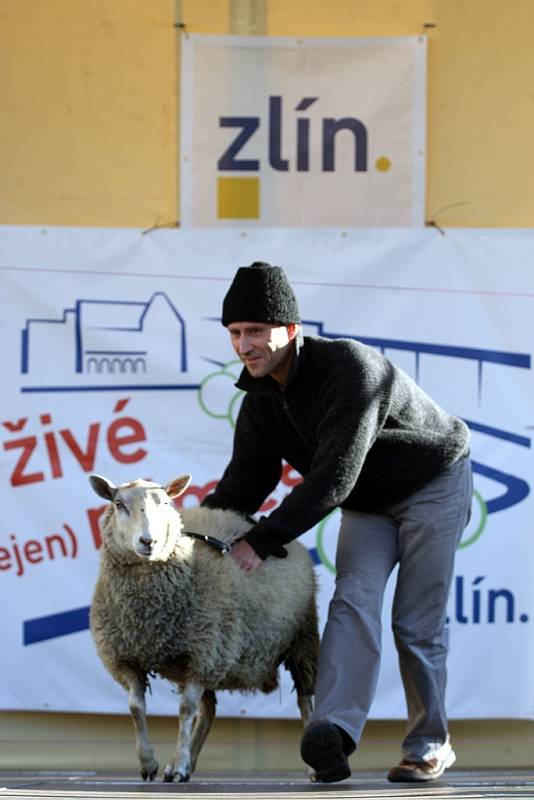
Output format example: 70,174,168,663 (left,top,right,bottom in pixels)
302,319,531,404
21,318,531,644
